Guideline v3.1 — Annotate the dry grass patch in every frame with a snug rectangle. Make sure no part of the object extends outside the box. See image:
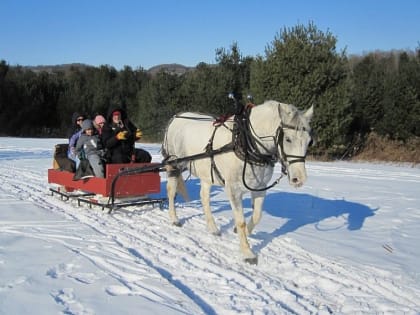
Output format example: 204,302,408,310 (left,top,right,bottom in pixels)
353,133,419,165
